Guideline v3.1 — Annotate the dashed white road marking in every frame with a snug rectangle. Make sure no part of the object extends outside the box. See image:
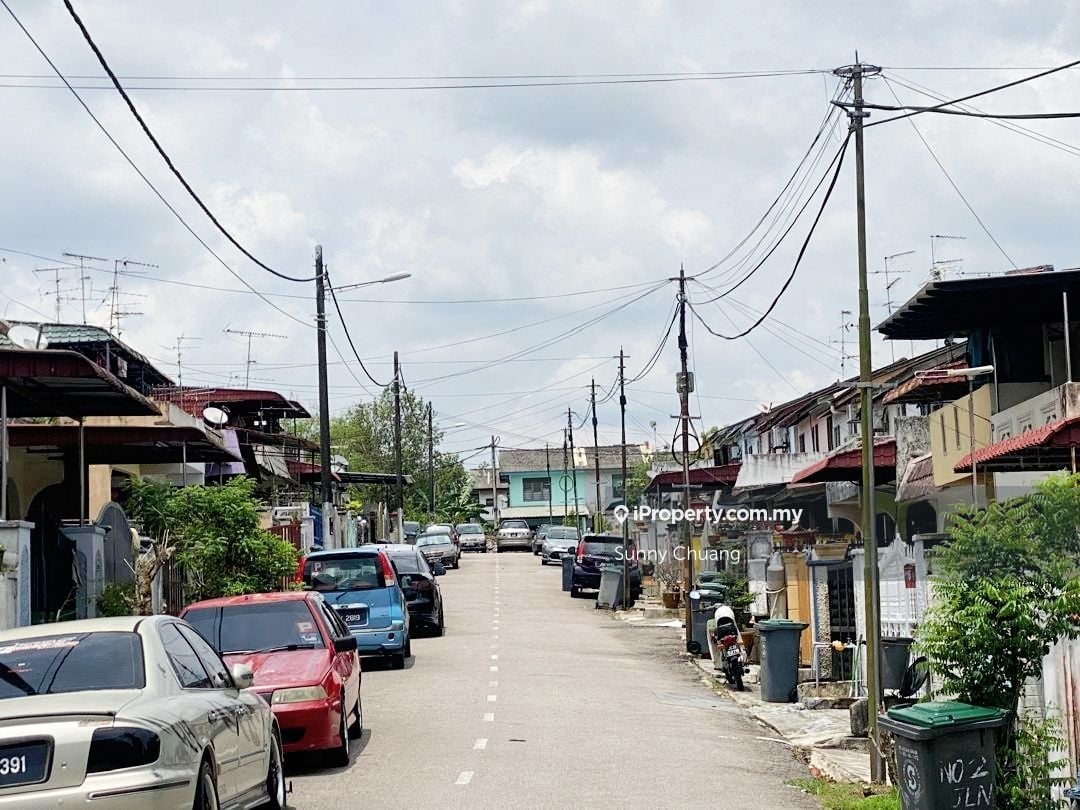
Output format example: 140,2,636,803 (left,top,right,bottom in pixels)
487,694,497,702
491,654,498,660
489,680,498,687
456,771,474,786
474,738,488,750
490,665,498,672
483,712,495,721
